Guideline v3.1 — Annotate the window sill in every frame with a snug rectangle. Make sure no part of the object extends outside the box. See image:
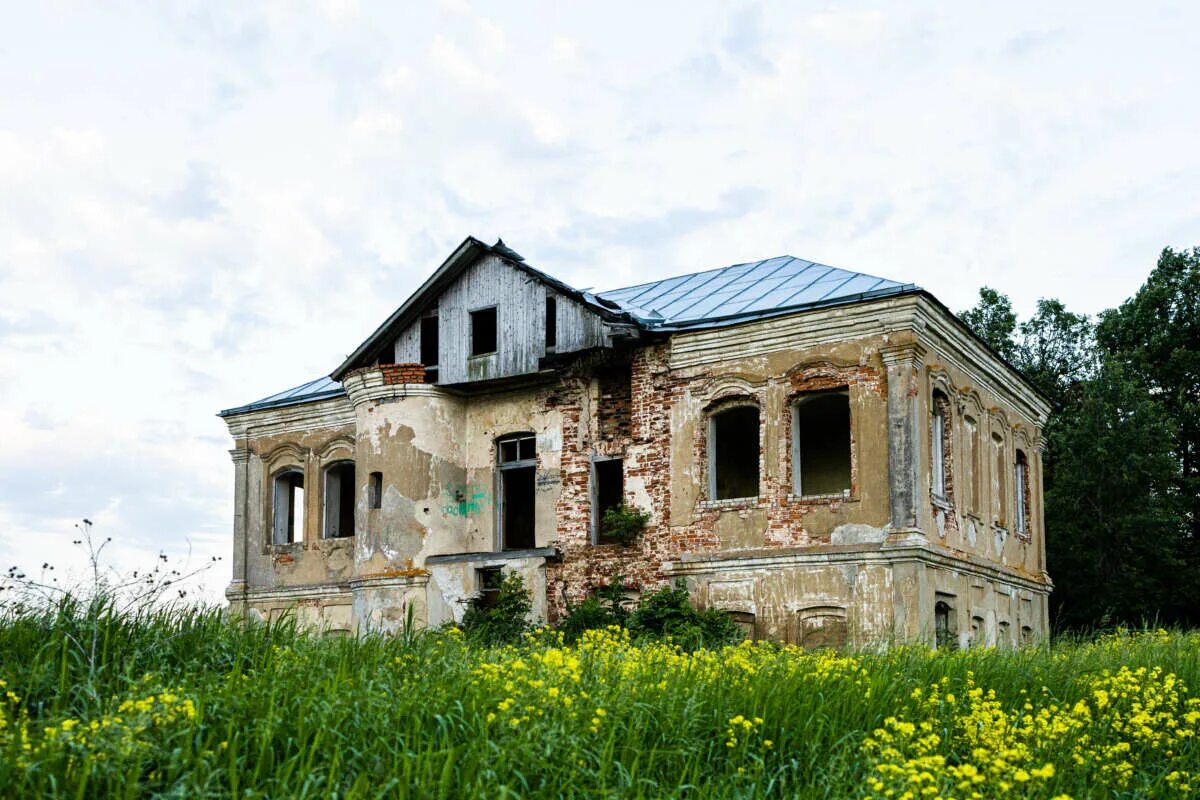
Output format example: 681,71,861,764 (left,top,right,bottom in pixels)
698,497,765,512
266,542,304,555
787,491,853,504
931,494,954,511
